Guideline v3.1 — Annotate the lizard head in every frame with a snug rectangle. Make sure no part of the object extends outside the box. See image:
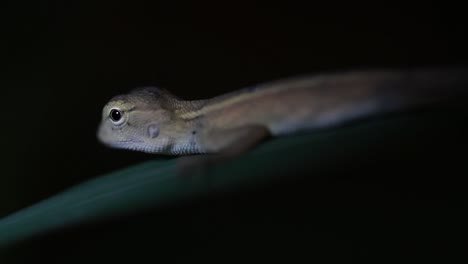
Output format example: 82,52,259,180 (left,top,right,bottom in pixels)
97,87,181,153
